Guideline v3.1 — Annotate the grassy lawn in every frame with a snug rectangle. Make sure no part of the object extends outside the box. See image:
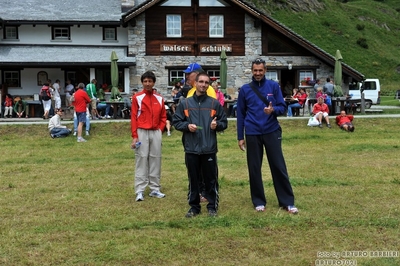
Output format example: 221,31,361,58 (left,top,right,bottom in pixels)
1,119,400,265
